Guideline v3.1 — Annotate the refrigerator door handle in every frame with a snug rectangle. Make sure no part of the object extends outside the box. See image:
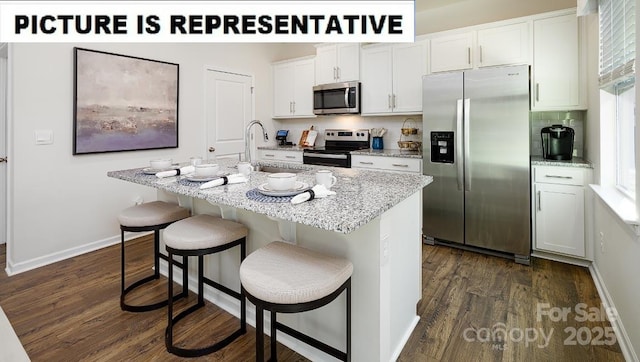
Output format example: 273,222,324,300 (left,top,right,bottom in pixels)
456,99,464,191
464,98,471,191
